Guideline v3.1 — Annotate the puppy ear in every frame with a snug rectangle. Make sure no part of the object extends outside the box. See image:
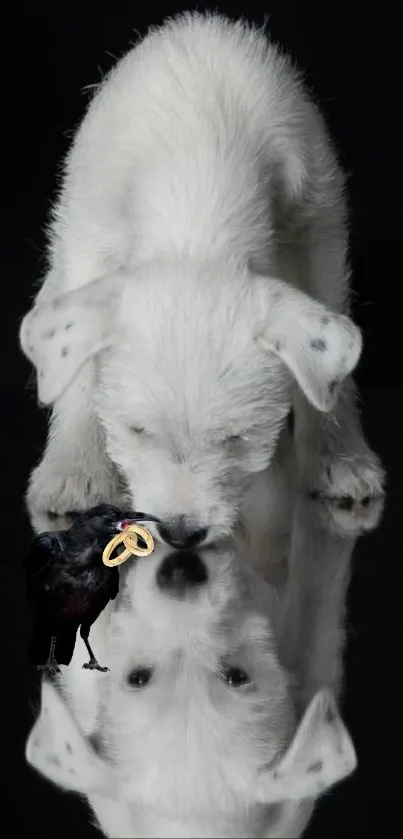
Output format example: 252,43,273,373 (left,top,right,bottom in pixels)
19,274,127,405
256,279,362,411
254,690,357,804
26,681,111,795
